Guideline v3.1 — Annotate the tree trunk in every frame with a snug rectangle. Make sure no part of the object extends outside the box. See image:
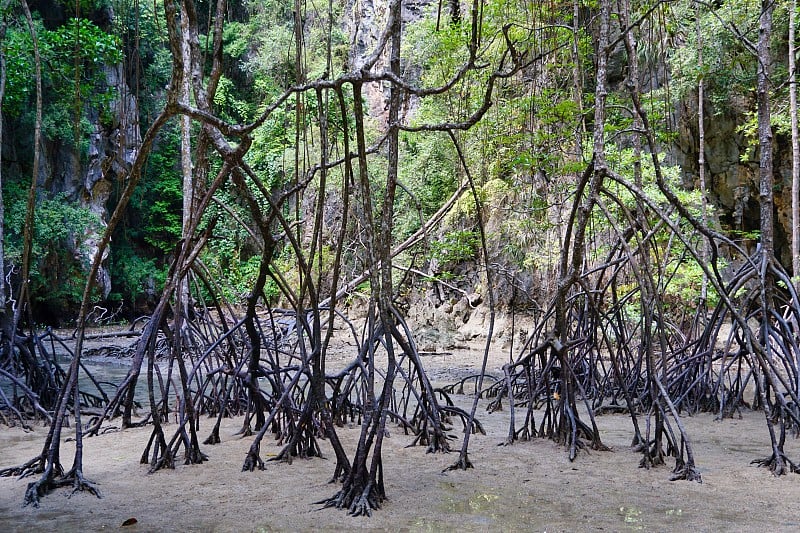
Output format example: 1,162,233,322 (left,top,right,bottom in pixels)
323,0,403,515
757,0,775,259
790,0,800,297
179,0,194,317
697,5,709,303
554,0,610,458
749,0,799,476
14,0,43,336
0,3,9,344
